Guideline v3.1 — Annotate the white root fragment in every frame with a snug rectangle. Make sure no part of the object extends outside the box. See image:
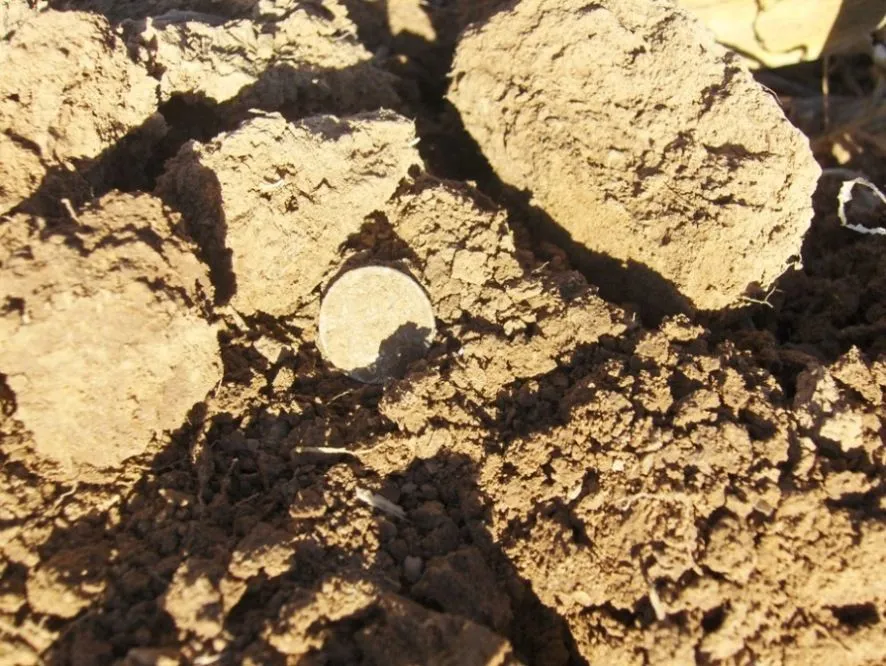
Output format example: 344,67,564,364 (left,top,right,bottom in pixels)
355,487,406,520
292,445,362,458
648,585,667,621
836,176,886,236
